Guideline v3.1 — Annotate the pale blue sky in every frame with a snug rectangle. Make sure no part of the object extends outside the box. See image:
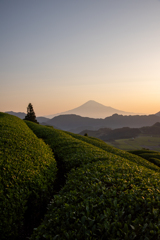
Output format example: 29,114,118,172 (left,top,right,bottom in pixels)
1,0,160,116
